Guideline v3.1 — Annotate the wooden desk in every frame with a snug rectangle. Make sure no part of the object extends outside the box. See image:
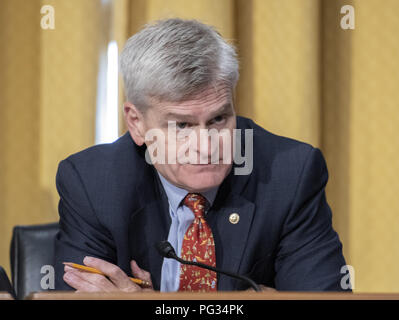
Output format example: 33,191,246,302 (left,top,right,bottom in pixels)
0,292,14,300
27,291,399,300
